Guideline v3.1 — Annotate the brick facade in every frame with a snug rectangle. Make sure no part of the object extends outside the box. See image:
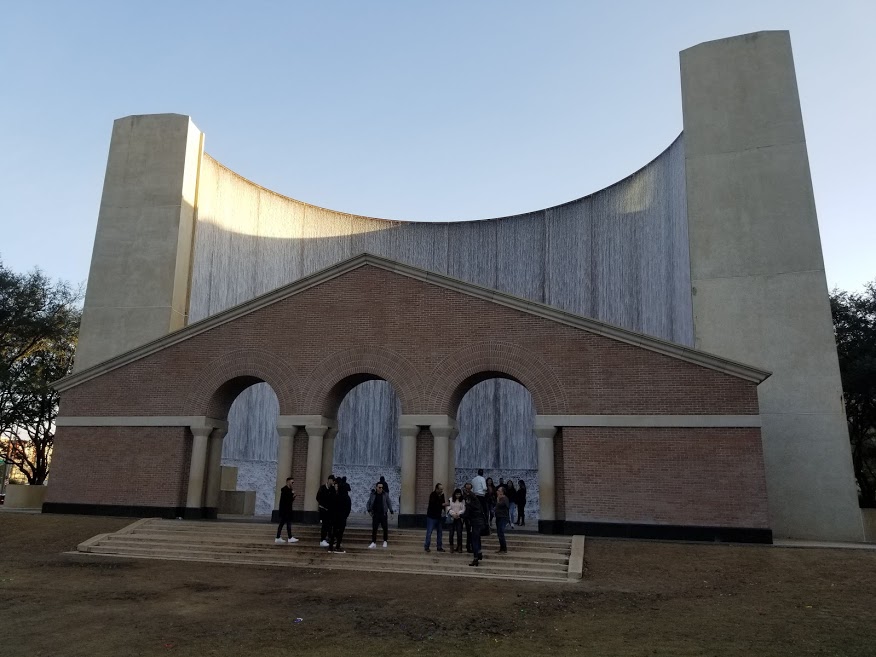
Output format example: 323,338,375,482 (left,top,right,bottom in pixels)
49,261,770,540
